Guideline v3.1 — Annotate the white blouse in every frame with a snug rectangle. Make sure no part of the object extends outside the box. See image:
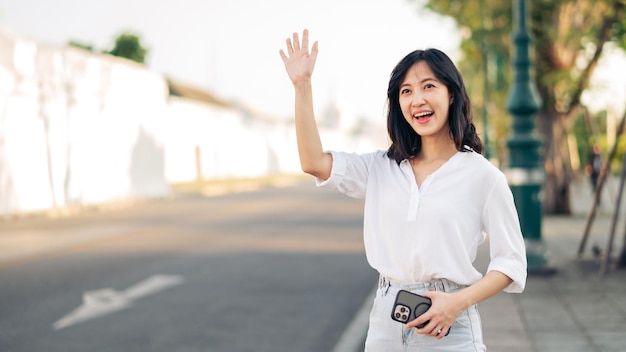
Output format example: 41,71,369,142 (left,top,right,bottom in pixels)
316,149,527,293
